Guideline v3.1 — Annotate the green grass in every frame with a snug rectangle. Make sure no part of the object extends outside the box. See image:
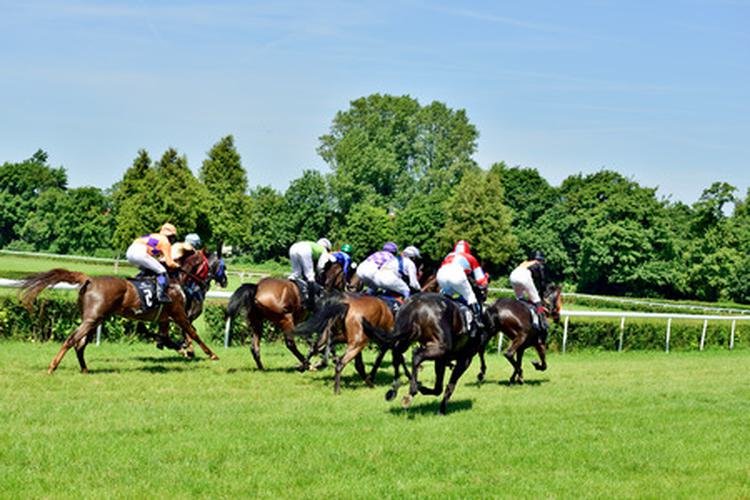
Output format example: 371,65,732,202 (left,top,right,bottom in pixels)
1,341,748,498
